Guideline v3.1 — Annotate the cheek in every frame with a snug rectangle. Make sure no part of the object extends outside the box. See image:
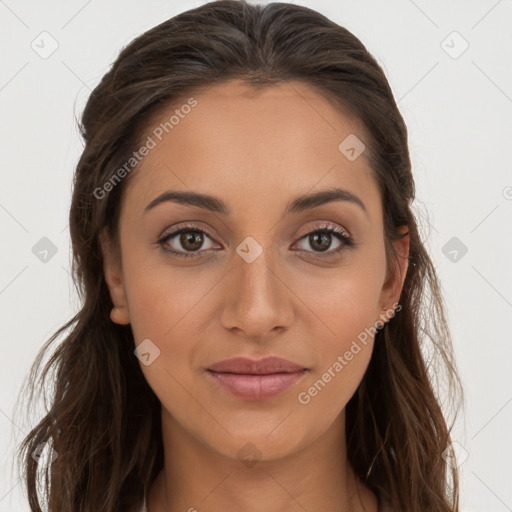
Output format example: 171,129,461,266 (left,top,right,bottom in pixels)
124,257,213,344
322,279,381,350
123,266,202,412
295,257,384,408
296,284,378,414
122,258,221,395
299,257,384,351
